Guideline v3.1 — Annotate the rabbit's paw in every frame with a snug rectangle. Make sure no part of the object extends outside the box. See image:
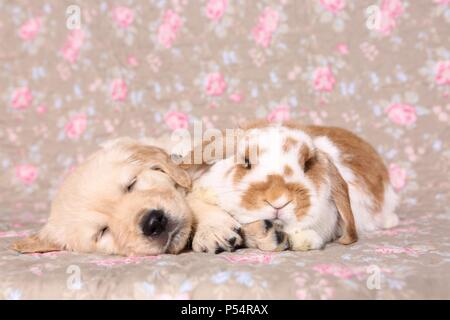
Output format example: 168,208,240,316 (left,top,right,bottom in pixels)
242,220,290,252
